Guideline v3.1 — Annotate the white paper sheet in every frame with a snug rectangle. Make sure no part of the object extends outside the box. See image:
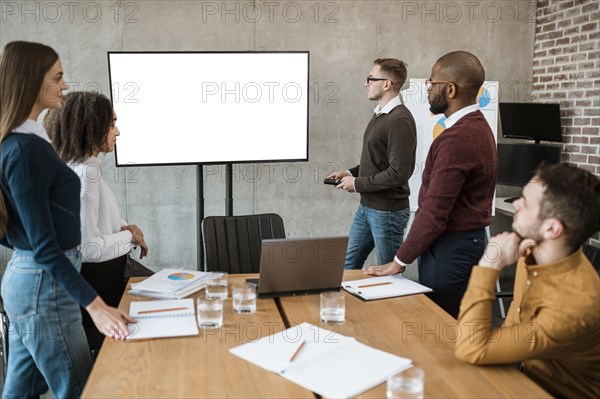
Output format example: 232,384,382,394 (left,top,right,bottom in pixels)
230,323,412,398
131,268,212,294
343,275,432,300
126,299,199,340
230,322,354,373
284,341,412,398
